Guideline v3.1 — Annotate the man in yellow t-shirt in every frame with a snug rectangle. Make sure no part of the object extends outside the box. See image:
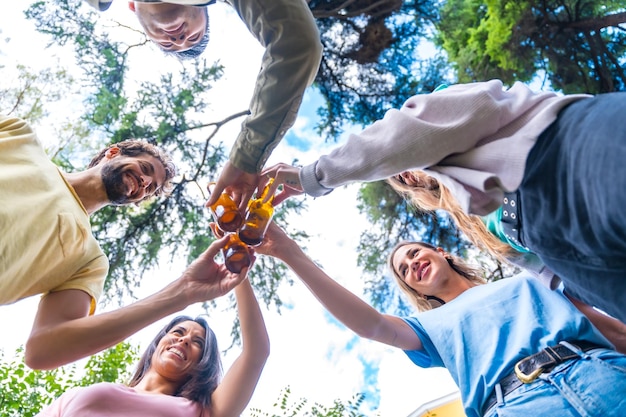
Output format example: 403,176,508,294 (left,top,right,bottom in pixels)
0,115,249,370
